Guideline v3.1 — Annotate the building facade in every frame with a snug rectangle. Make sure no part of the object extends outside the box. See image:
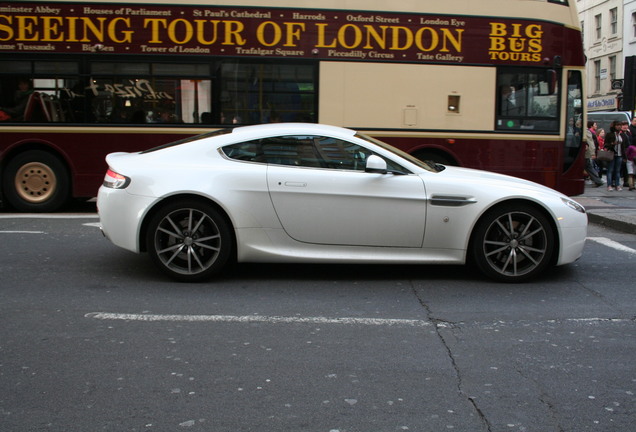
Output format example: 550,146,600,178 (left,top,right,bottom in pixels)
578,0,626,111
